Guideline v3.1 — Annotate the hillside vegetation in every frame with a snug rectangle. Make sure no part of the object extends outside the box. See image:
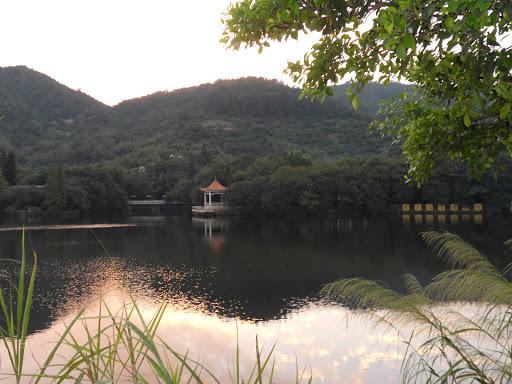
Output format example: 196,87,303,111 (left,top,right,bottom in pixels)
3,66,511,217
0,66,409,168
